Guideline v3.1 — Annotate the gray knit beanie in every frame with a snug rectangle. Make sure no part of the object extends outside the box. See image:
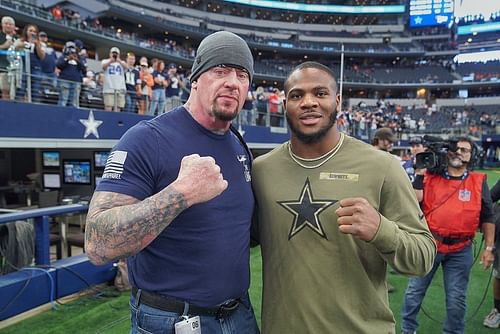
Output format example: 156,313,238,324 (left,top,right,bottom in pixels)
190,31,254,83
